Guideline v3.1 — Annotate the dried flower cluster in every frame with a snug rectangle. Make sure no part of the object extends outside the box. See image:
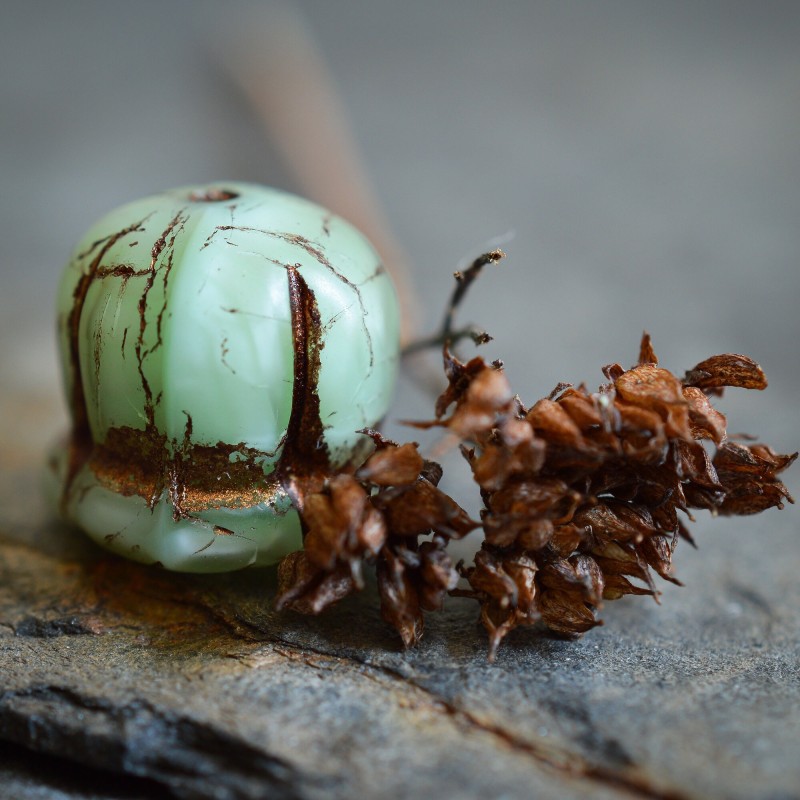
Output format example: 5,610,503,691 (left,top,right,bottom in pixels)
430,336,795,657
276,253,795,657
275,430,477,646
